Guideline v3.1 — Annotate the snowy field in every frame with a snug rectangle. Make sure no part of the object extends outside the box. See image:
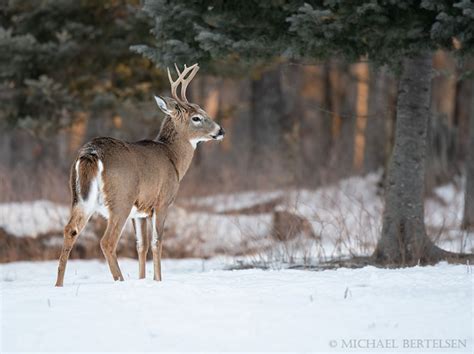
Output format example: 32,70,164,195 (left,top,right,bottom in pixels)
1,174,472,352
1,259,472,353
